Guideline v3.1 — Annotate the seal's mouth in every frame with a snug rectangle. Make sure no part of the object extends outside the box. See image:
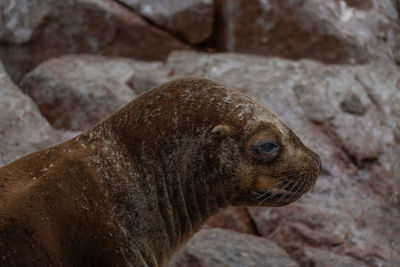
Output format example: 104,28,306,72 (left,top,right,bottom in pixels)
252,189,302,206
252,175,316,206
